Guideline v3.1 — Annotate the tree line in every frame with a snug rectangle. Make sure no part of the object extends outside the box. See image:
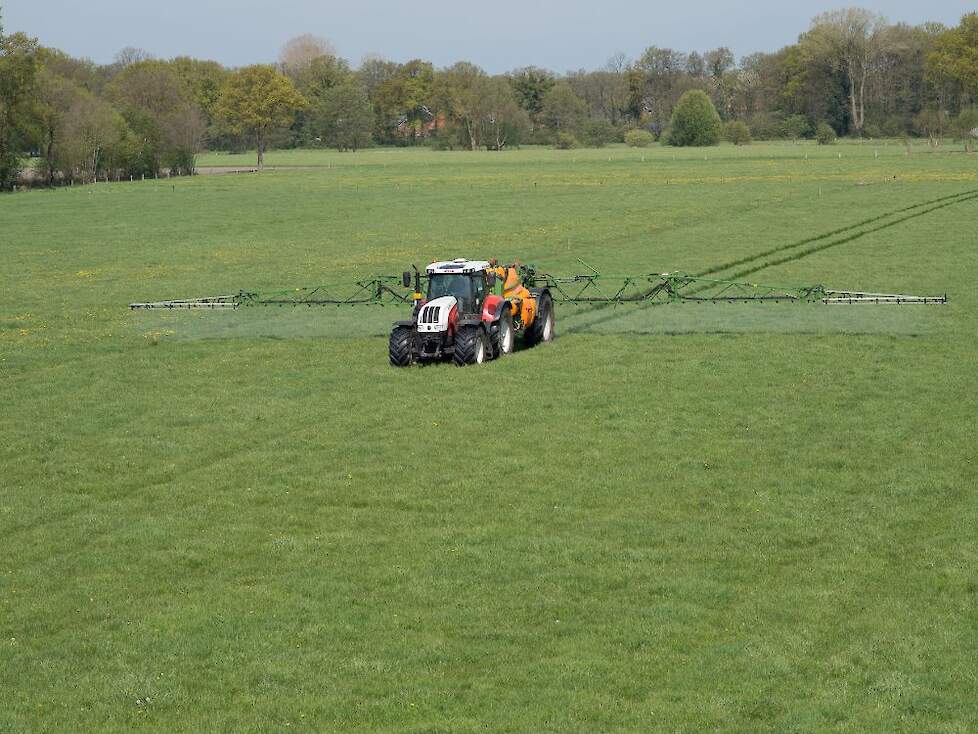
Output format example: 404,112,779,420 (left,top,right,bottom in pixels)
1,7,977,188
